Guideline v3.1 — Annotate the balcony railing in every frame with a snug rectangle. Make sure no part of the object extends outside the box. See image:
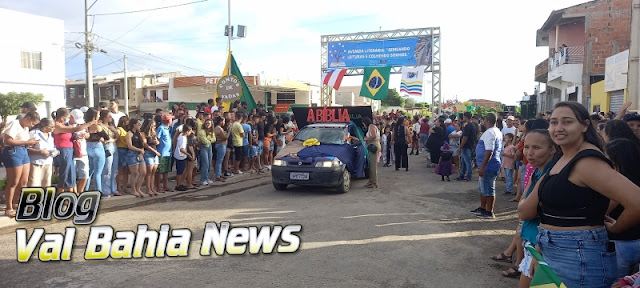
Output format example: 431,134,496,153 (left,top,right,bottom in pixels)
548,46,584,70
